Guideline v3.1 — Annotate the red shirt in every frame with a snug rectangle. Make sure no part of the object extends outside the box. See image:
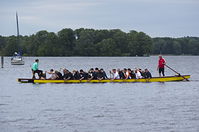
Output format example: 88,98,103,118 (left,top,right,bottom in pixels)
158,58,166,68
